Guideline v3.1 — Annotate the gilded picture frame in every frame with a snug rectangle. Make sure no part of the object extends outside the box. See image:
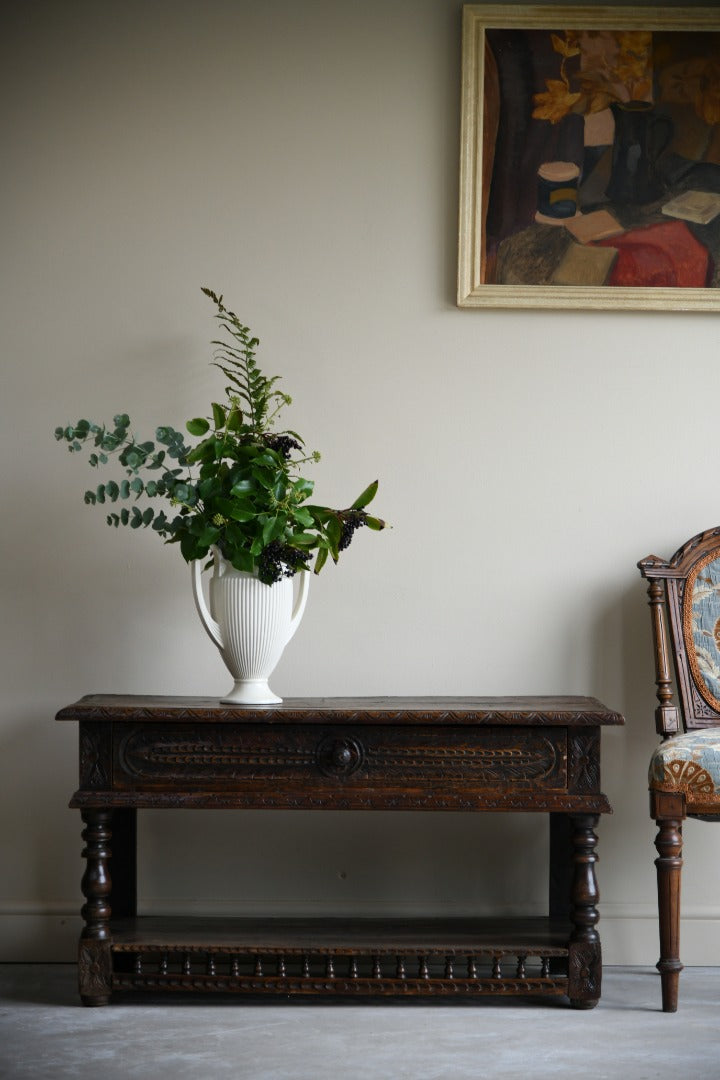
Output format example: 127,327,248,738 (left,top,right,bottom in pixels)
458,5,720,310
